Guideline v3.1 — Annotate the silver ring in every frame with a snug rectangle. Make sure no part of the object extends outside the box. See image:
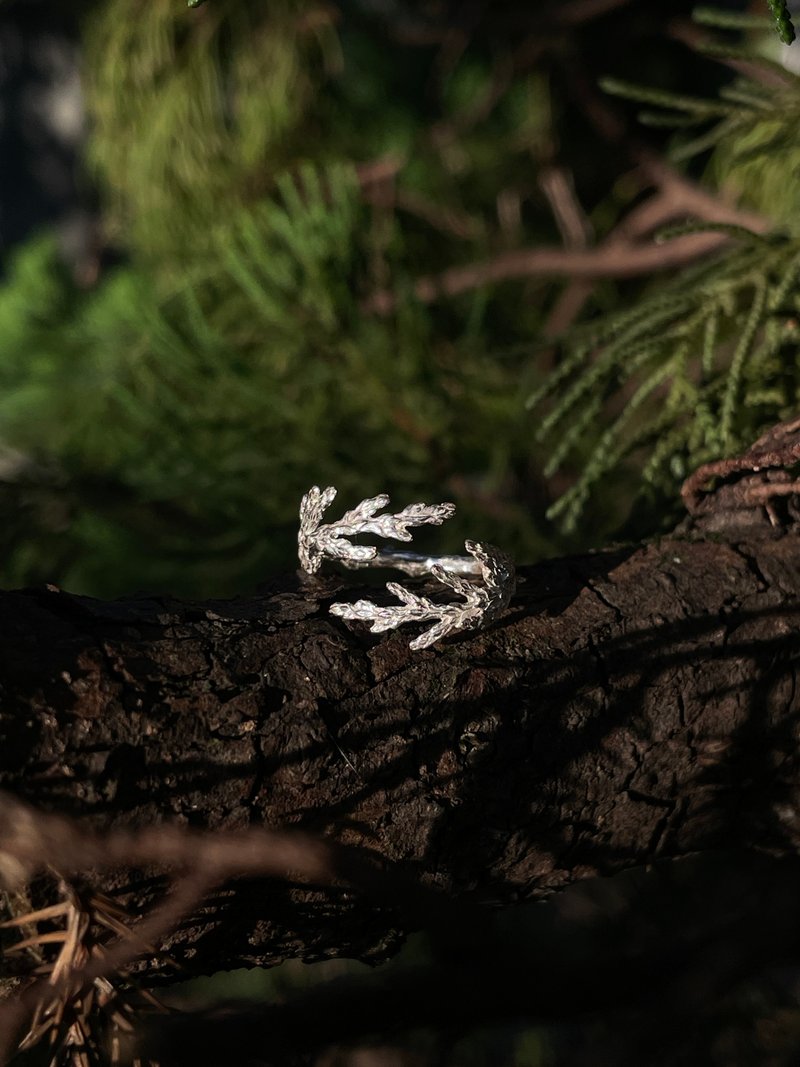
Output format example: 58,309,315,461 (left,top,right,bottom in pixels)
344,548,483,578
298,486,515,650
